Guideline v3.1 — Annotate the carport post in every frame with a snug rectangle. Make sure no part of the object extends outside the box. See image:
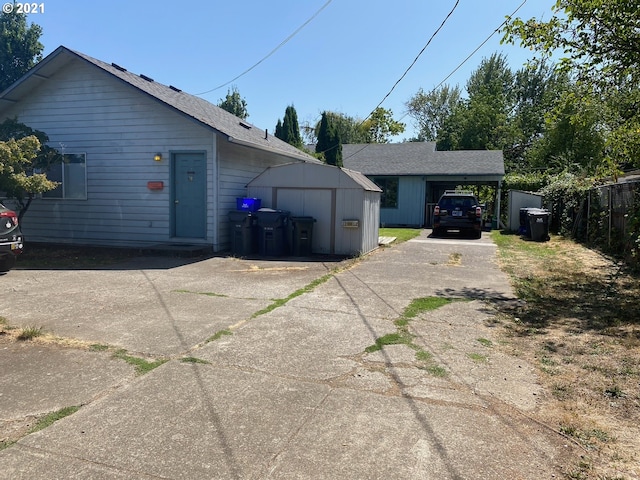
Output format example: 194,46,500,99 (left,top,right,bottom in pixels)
494,181,502,229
